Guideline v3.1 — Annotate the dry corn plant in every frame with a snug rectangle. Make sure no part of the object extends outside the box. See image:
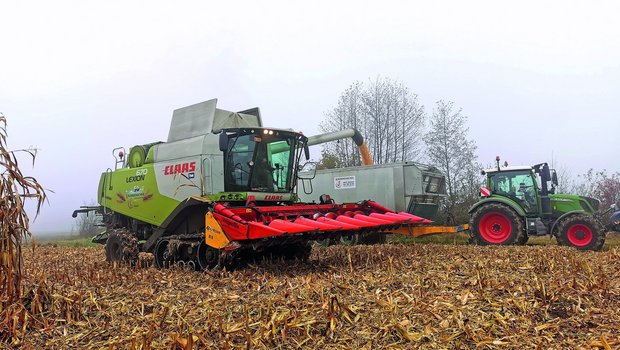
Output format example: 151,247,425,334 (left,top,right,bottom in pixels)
0,114,46,318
